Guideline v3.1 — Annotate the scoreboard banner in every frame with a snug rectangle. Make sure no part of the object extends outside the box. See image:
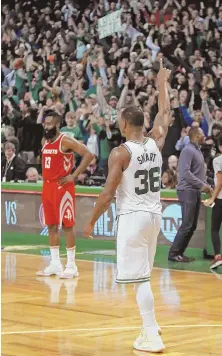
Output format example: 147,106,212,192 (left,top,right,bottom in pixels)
2,191,206,248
